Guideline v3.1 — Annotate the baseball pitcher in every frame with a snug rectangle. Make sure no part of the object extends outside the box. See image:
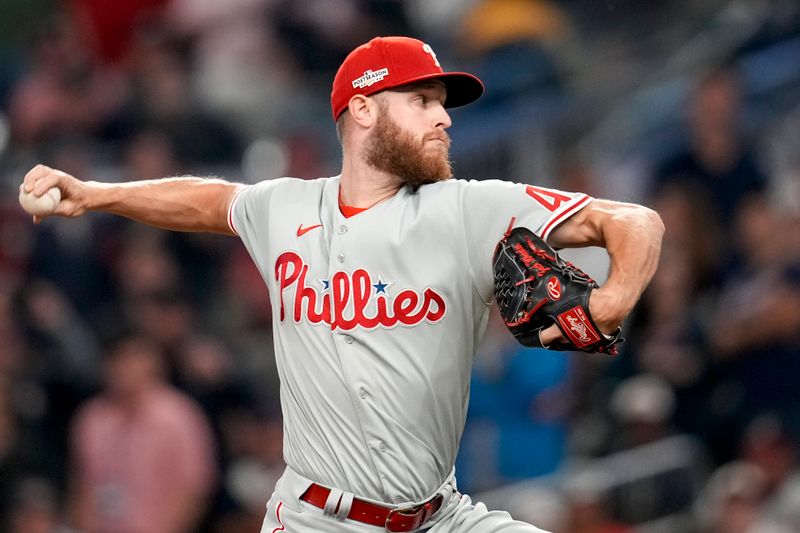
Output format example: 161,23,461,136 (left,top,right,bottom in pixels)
20,36,663,532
